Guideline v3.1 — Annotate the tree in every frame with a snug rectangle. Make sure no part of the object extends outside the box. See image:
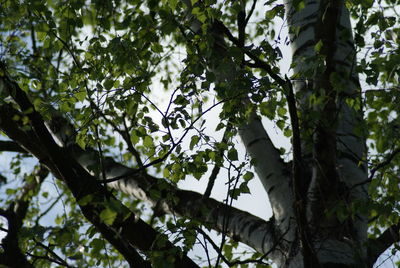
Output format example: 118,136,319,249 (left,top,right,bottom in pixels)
0,0,399,267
